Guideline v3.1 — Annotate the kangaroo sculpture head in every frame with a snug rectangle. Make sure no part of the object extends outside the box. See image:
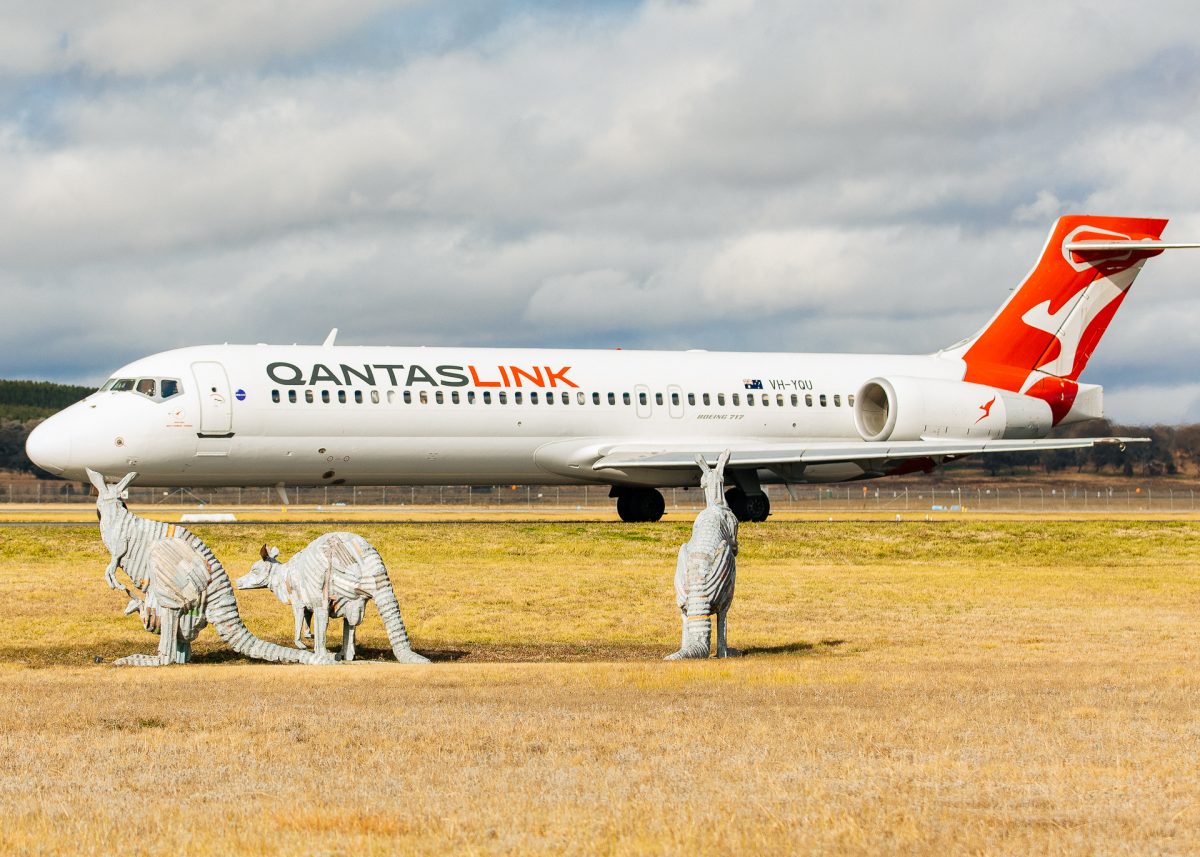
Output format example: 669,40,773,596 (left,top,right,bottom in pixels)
86,468,137,525
695,450,731,507
236,545,282,590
